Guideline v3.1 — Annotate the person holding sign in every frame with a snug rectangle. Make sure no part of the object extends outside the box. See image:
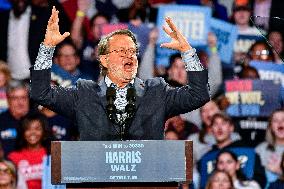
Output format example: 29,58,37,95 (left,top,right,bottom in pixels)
30,6,210,141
